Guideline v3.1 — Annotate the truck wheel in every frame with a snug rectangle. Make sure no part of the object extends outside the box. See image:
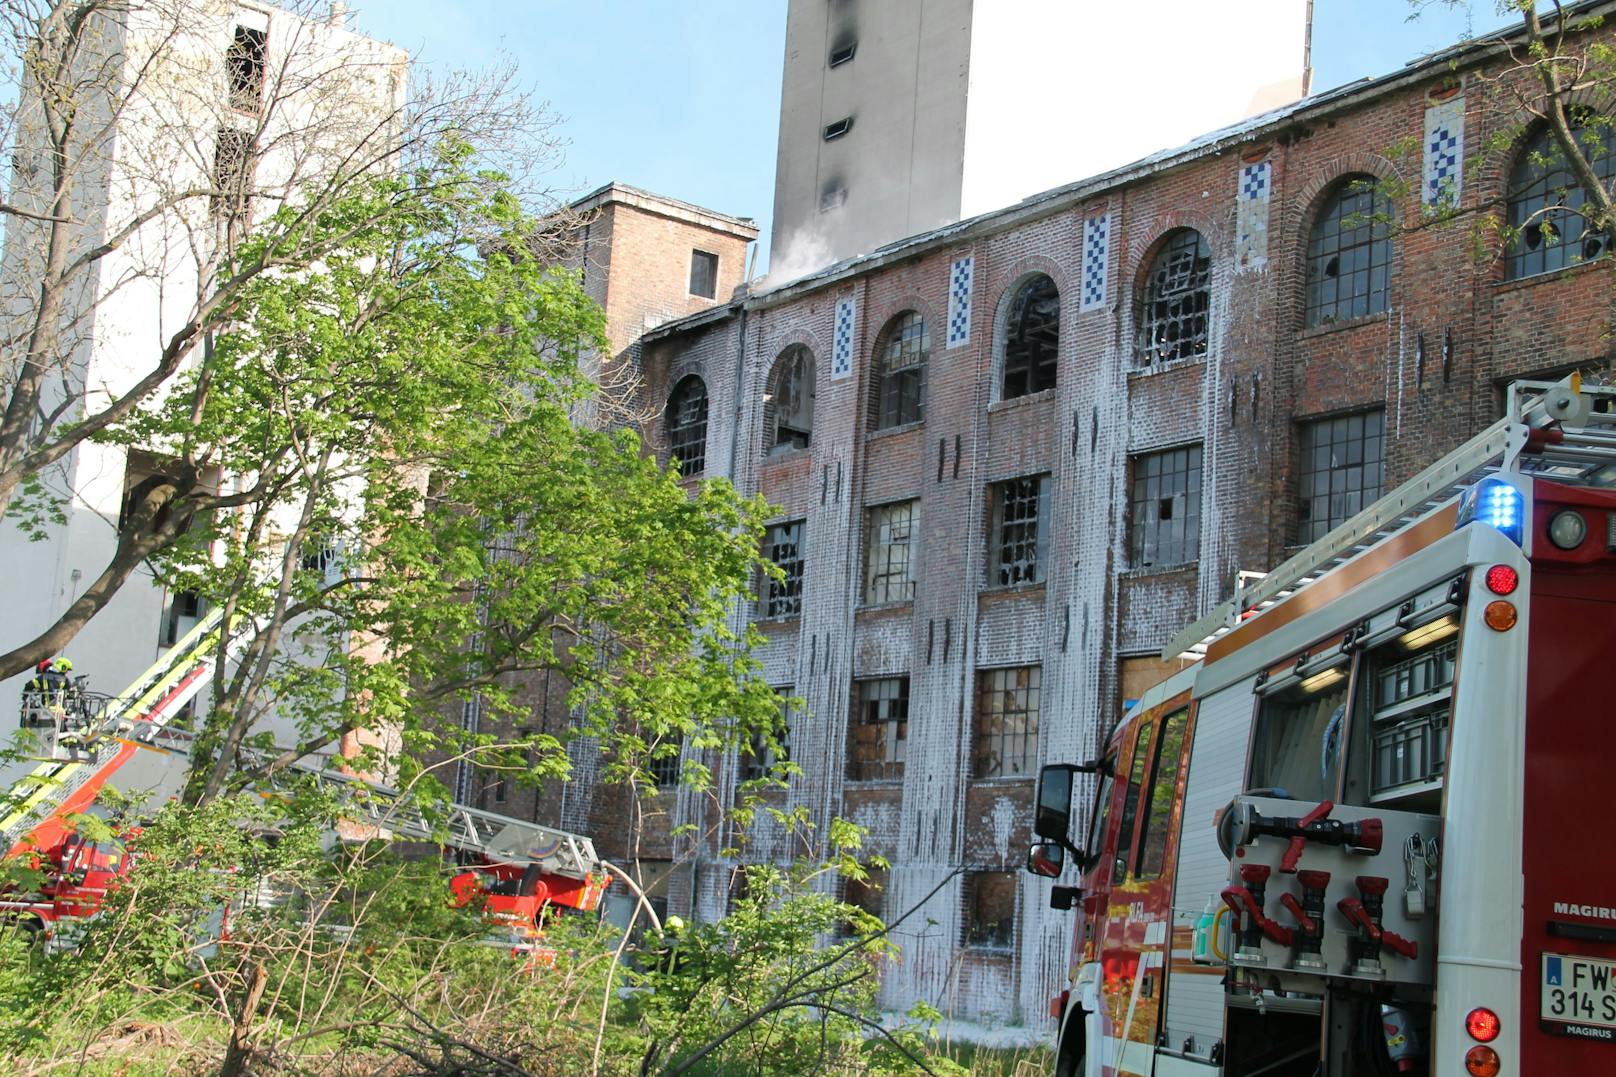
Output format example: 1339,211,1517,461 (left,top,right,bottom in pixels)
1054,1011,1085,1077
